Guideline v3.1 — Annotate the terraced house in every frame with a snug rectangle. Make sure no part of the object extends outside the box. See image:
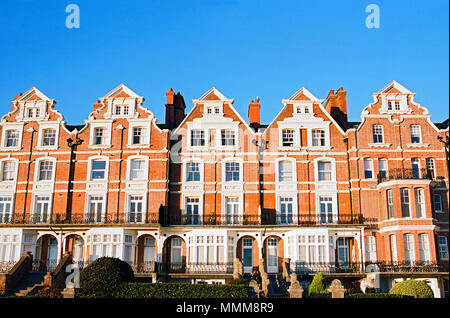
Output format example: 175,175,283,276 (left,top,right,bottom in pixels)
0,81,448,297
